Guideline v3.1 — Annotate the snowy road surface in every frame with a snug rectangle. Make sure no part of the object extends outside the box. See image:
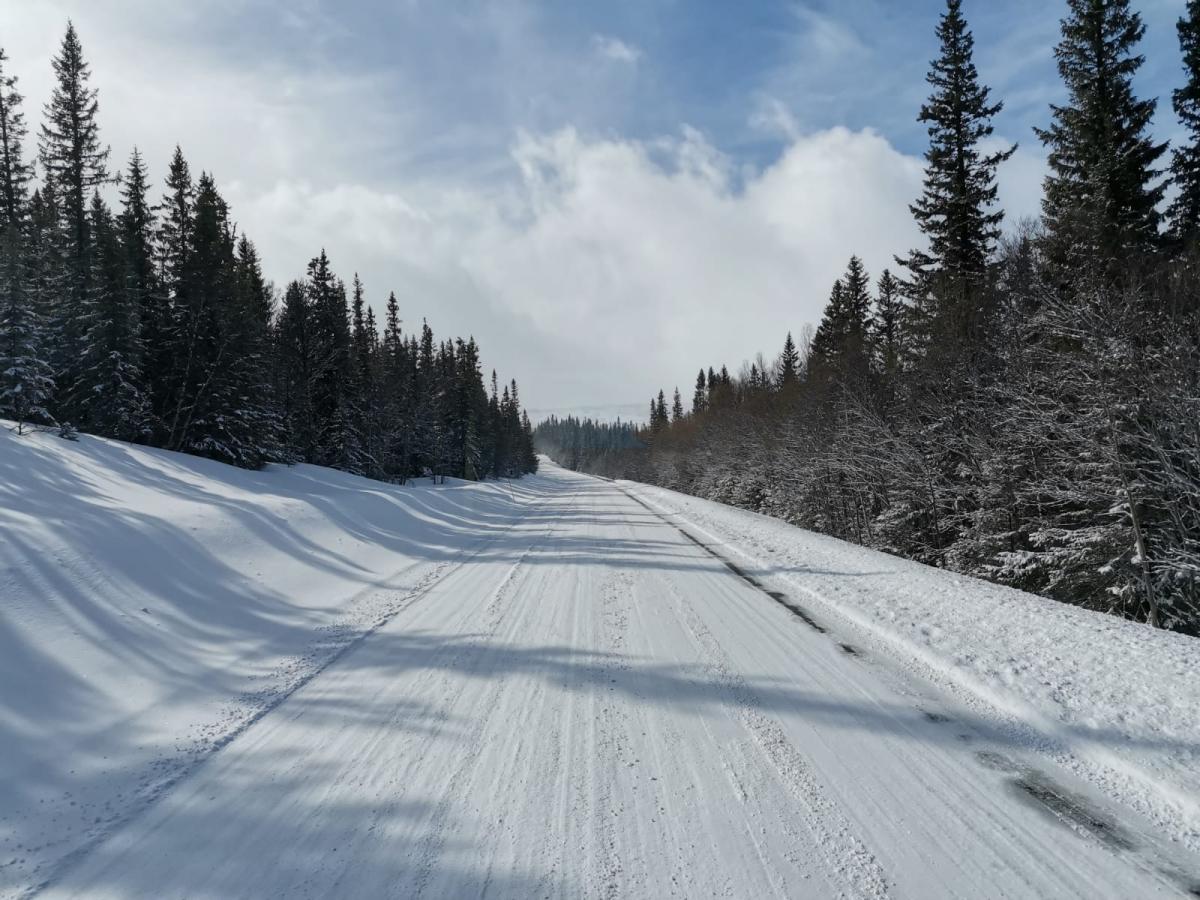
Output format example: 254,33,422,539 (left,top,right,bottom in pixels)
20,463,1200,898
